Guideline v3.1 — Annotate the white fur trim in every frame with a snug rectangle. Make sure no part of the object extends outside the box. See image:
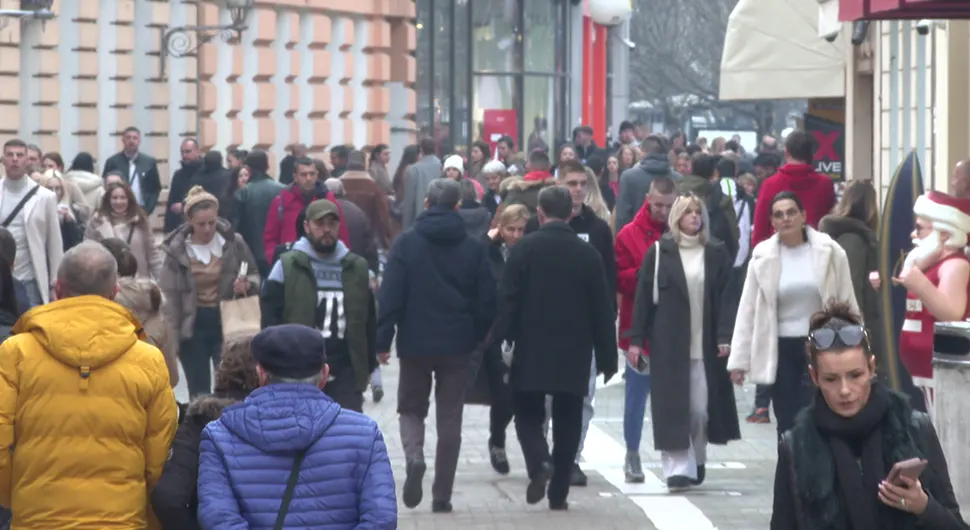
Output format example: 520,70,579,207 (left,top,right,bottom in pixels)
914,194,970,234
